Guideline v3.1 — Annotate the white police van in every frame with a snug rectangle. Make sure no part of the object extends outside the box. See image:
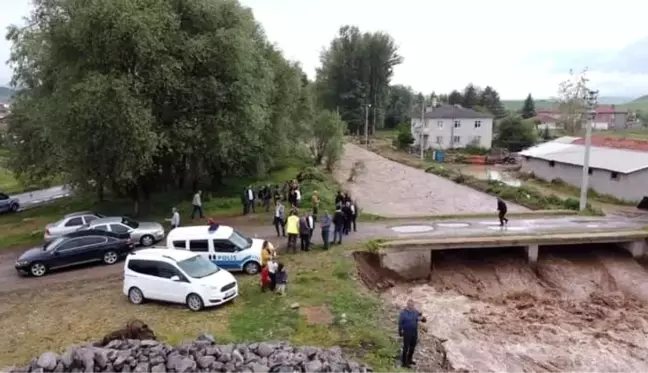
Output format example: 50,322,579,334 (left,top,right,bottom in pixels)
166,225,264,274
